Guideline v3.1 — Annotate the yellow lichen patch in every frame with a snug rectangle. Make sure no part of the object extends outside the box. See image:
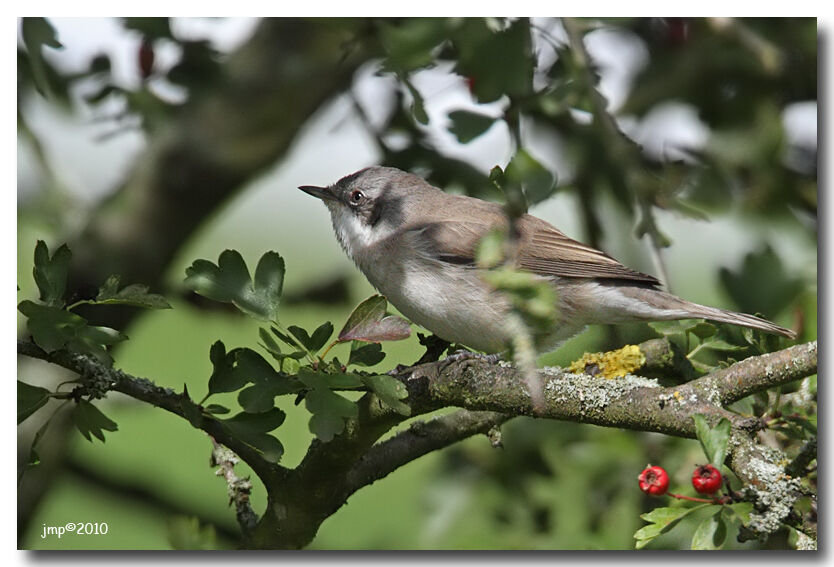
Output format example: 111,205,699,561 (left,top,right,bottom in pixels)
568,344,647,379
